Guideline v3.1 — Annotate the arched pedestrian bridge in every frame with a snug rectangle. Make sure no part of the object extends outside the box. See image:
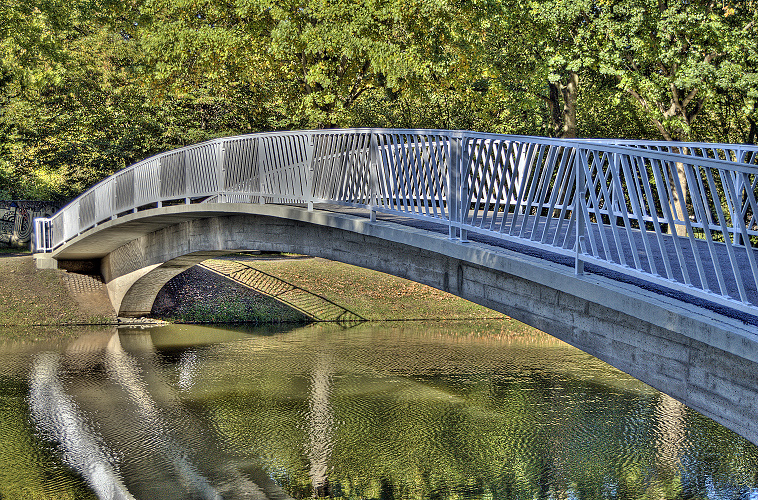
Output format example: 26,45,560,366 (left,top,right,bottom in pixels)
33,129,758,444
